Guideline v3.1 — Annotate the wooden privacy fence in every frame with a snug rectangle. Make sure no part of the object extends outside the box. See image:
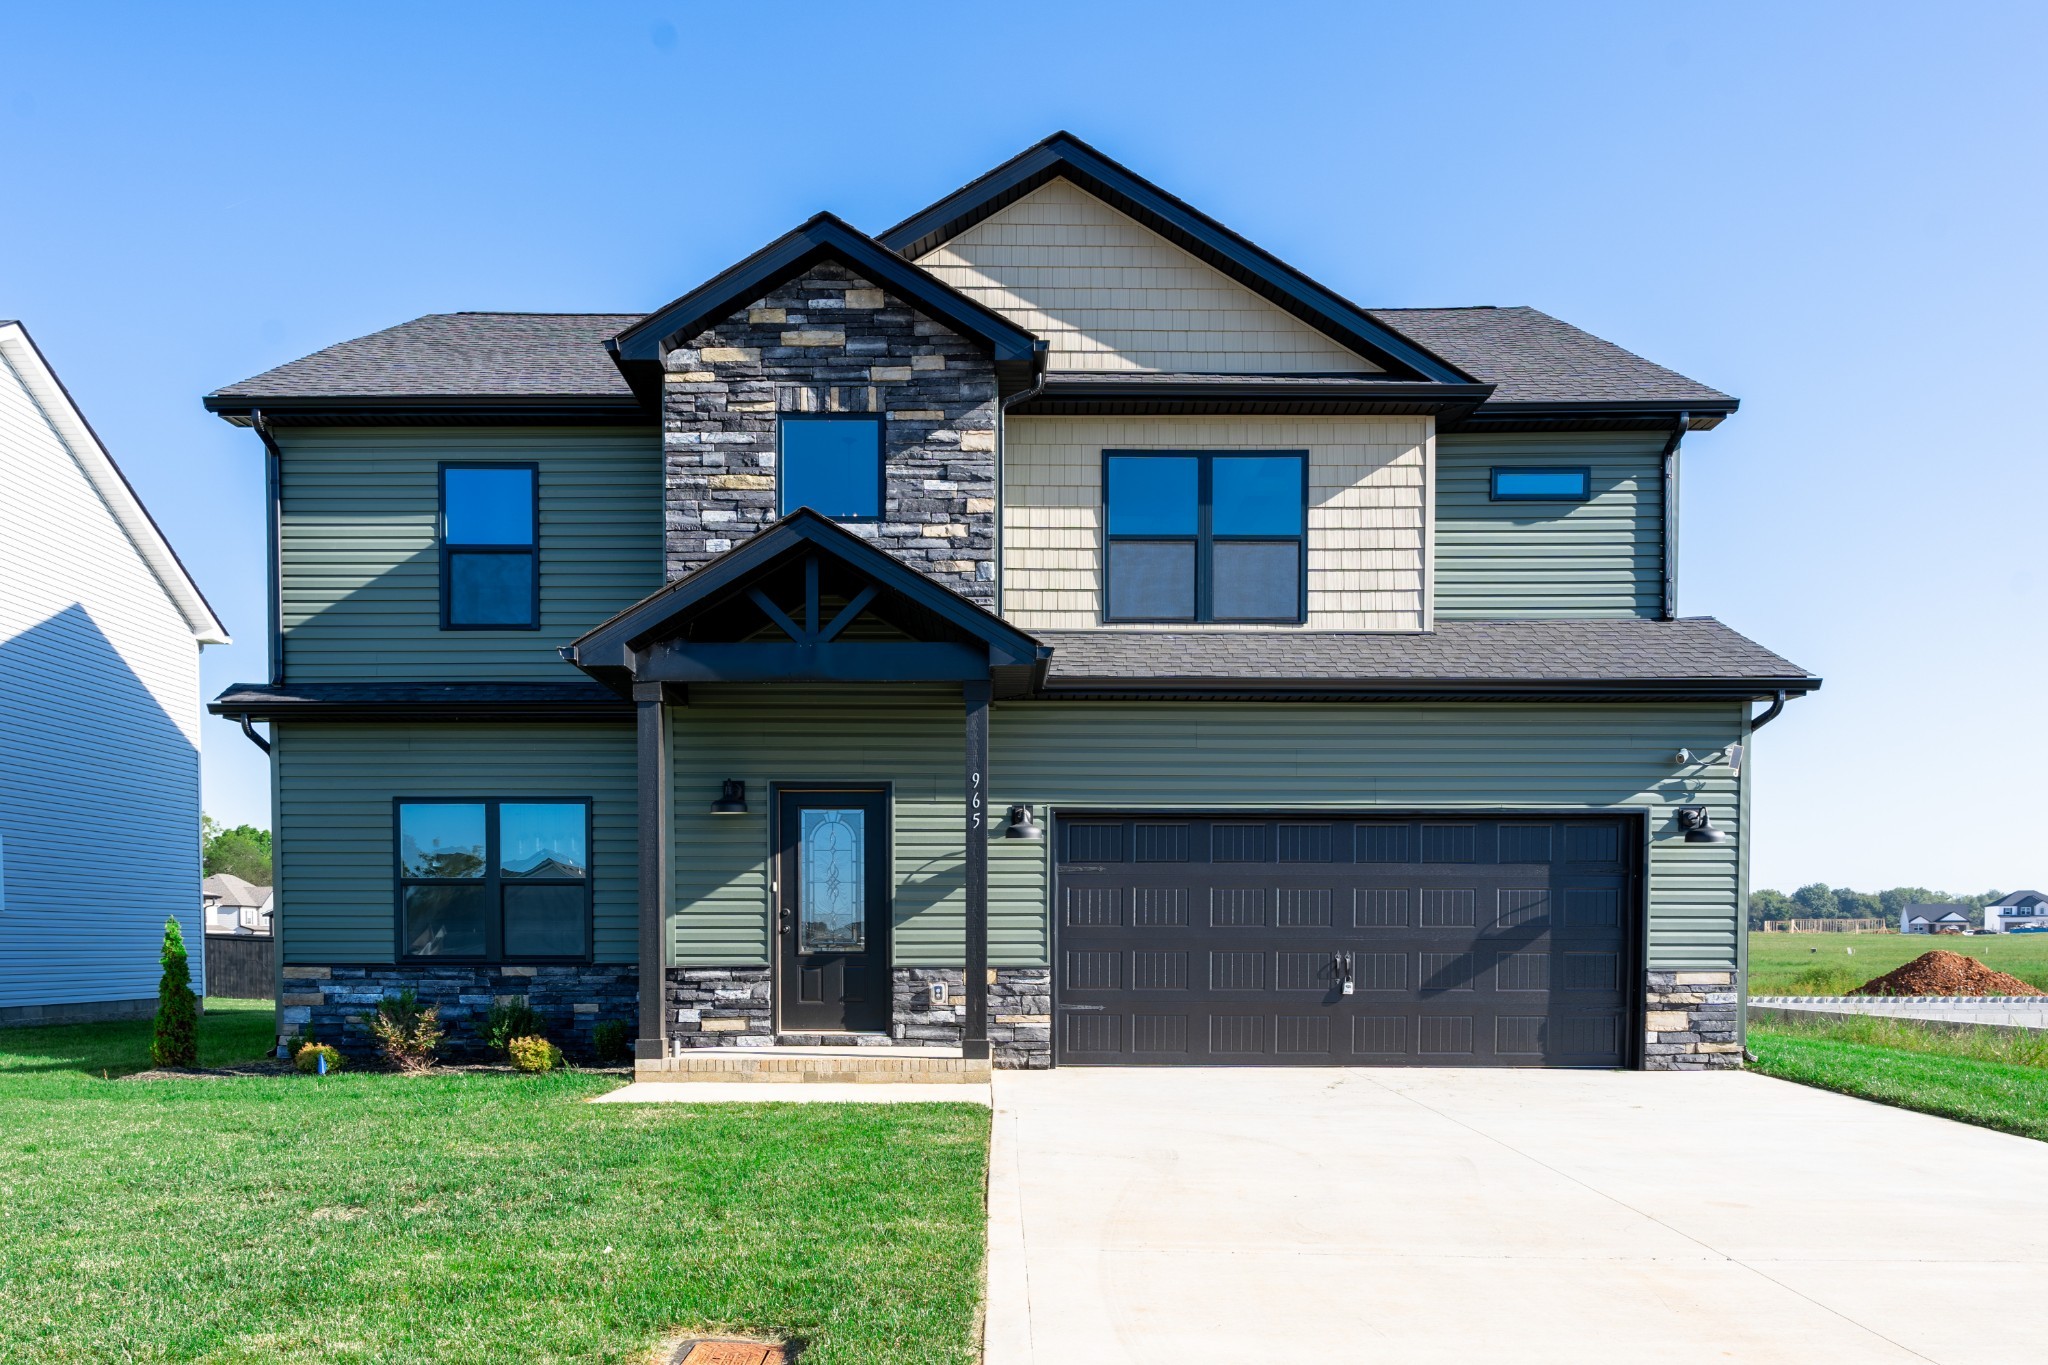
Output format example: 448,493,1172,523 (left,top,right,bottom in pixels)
204,934,276,999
